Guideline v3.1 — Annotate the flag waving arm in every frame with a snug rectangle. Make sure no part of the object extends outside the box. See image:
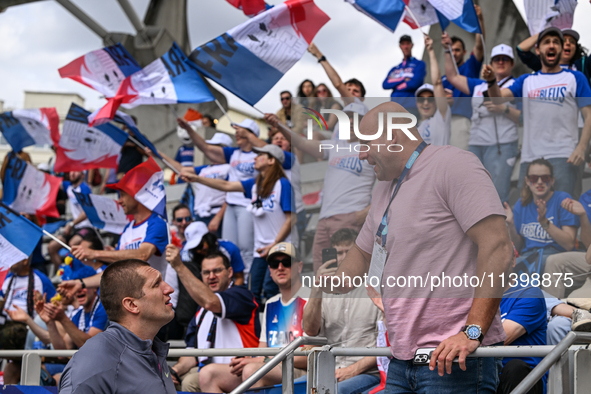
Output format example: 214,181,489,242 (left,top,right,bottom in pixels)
442,33,470,95
177,118,226,164
308,43,355,105
264,114,325,160
472,4,485,63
